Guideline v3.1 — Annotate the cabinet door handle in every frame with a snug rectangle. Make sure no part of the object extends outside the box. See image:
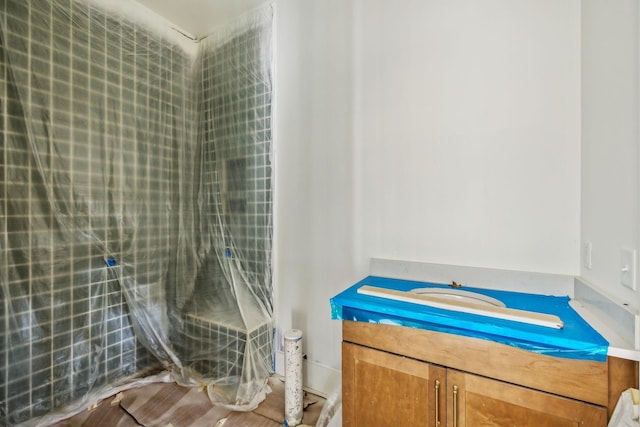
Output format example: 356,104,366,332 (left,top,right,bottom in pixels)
453,385,459,427
434,379,440,427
